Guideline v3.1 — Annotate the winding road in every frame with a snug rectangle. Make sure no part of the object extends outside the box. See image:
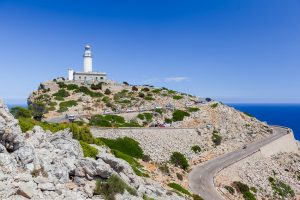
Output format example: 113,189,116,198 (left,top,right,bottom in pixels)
188,126,289,200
